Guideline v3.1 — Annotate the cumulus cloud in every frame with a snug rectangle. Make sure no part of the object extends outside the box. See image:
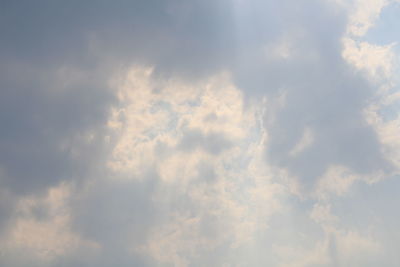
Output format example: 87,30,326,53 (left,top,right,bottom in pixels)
0,0,399,266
